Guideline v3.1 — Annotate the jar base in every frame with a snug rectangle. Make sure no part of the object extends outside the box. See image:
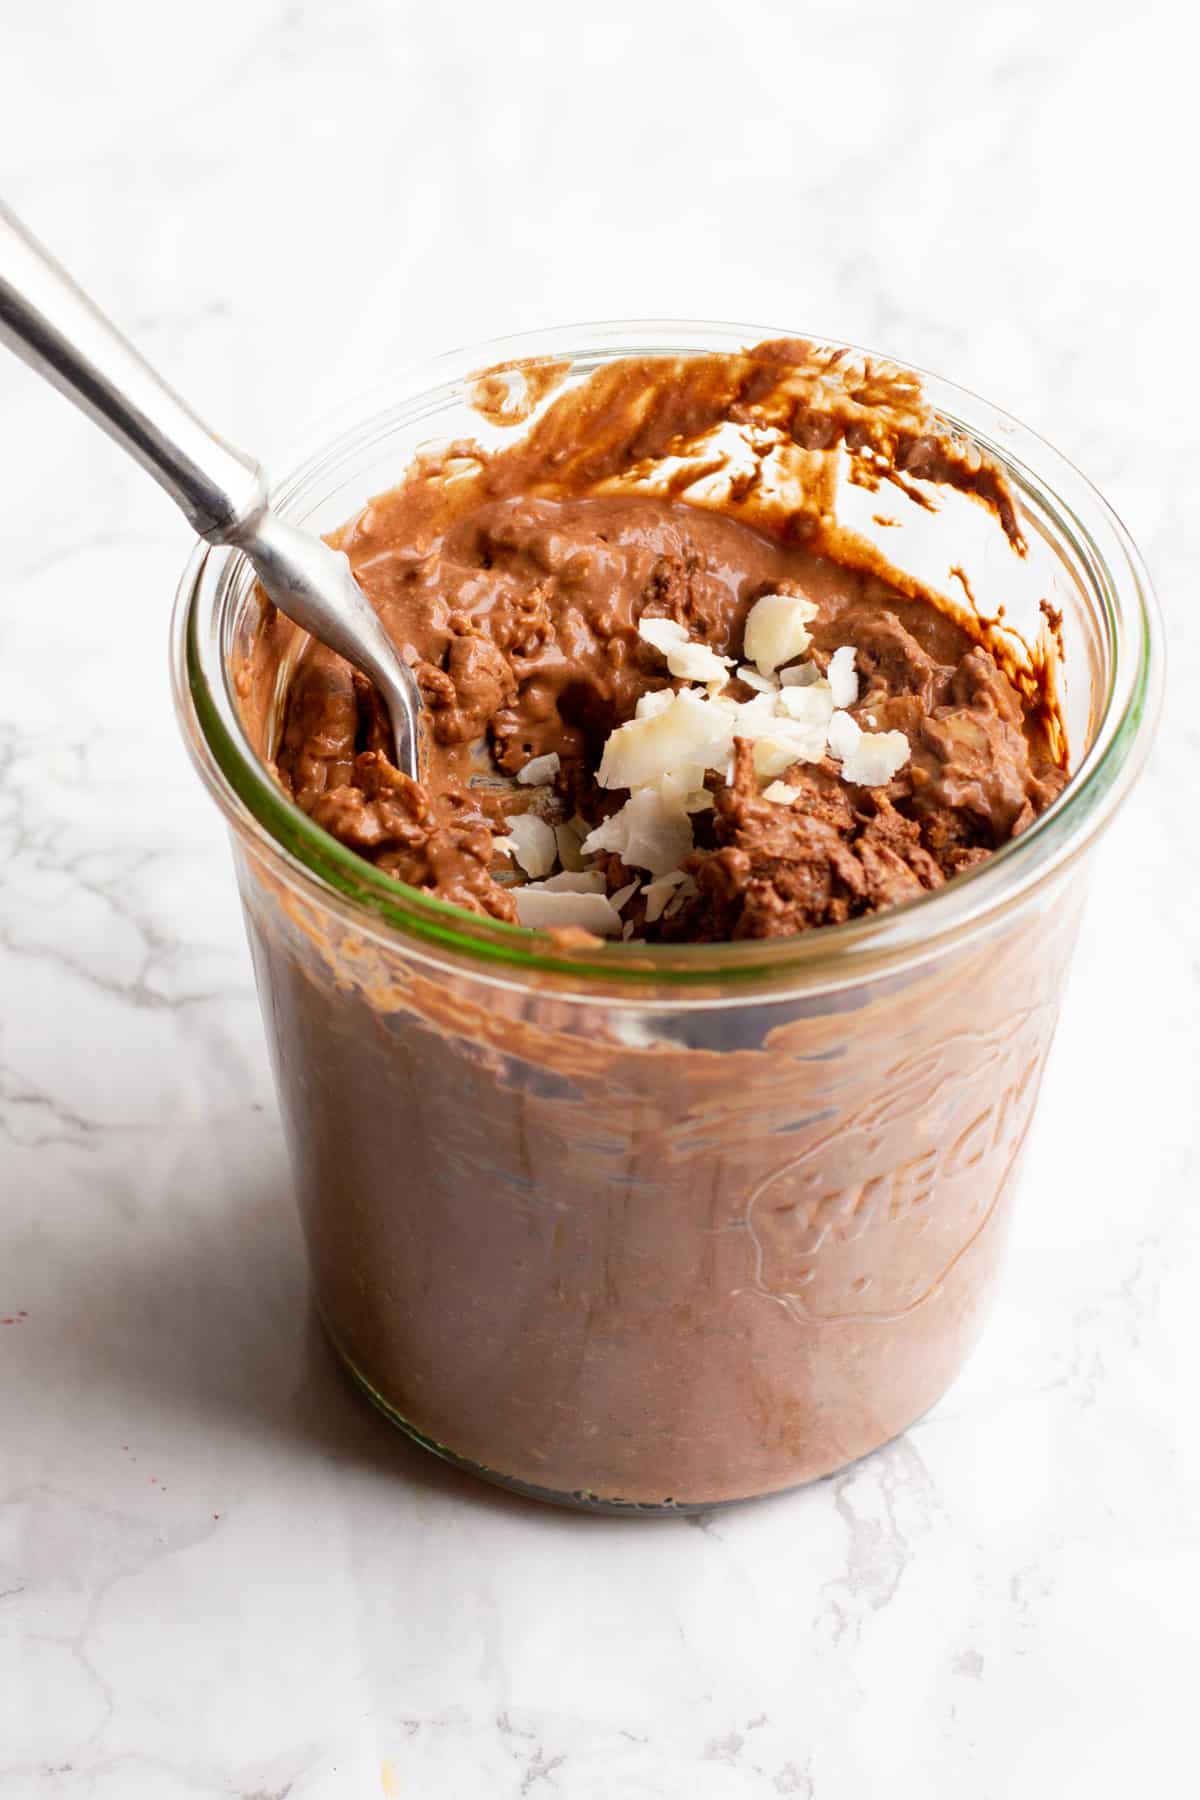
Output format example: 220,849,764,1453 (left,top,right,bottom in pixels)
322,1312,937,1516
